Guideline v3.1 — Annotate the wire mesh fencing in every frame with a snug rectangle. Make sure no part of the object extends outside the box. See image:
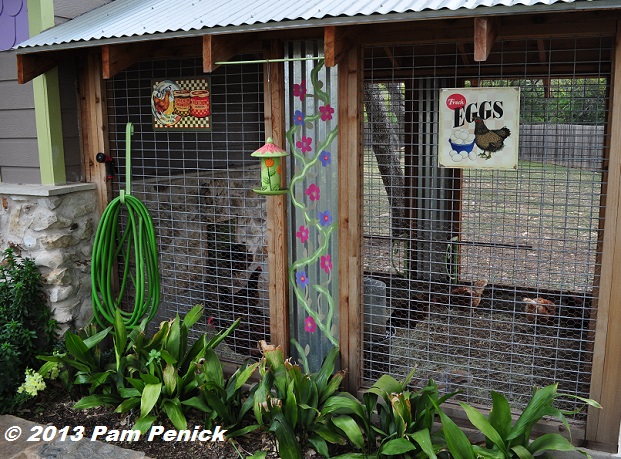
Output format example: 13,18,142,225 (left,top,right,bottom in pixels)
106,56,270,361
362,36,612,421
